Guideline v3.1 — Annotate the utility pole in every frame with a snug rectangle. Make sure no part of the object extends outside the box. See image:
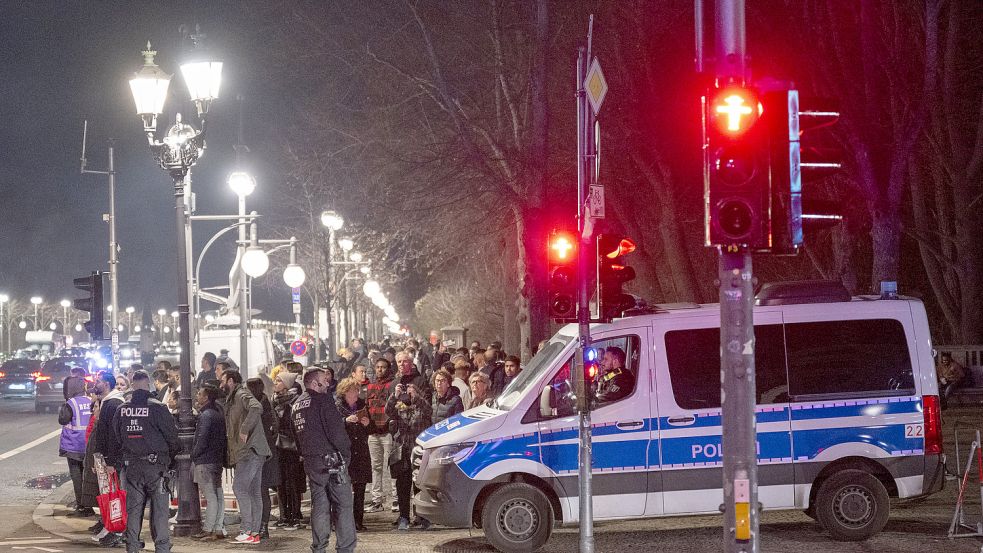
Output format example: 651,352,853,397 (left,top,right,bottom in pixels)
701,1,760,551
80,122,120,371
